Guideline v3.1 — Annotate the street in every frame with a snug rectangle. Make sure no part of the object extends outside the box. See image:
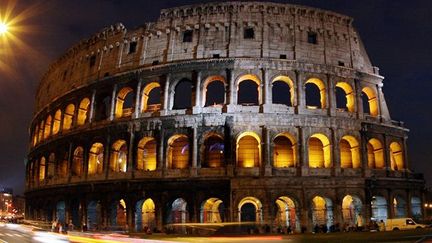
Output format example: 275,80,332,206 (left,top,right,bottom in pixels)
0,225,32,243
